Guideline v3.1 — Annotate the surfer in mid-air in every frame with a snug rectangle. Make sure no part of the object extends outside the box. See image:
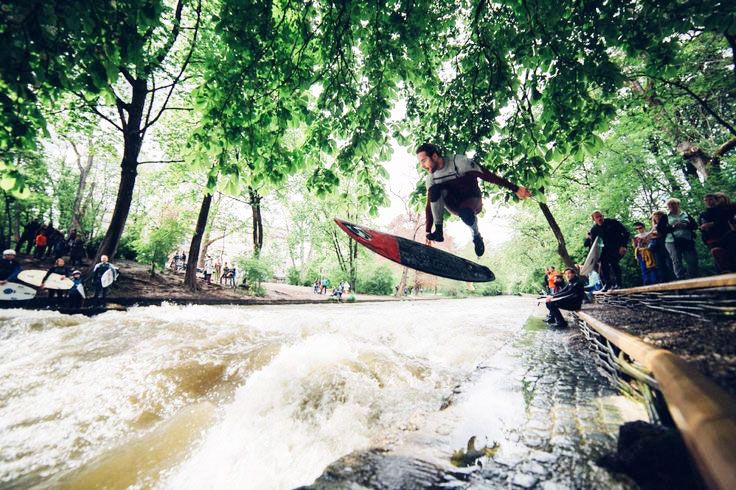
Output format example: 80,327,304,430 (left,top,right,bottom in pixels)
417,143,531,256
